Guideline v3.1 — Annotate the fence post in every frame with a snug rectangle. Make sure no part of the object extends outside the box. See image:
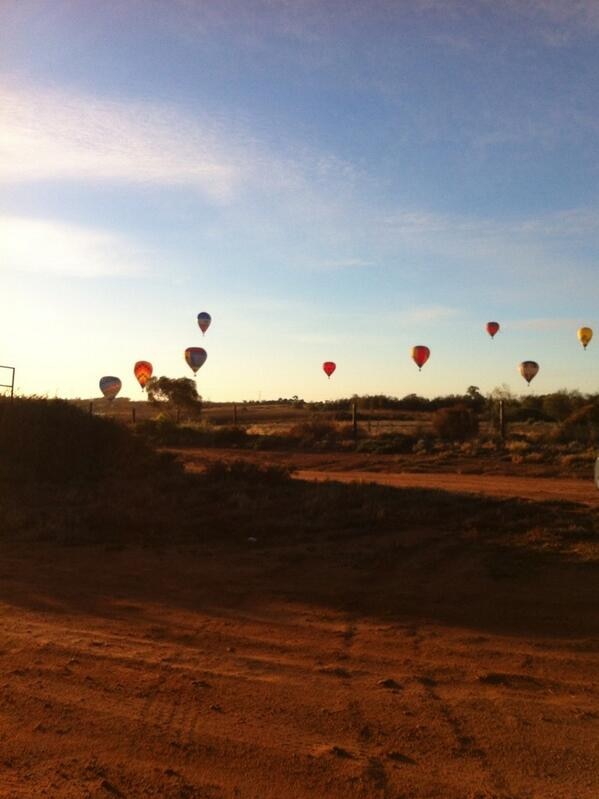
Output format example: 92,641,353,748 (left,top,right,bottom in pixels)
499,400,506,441
89,401,93,416
233,403,238,425
351,401,358,440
